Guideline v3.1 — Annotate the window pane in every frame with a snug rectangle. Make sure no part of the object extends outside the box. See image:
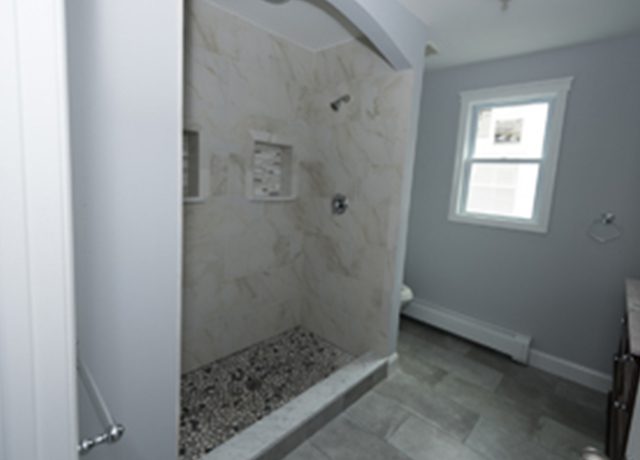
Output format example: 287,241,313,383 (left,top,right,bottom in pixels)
473,102,549,159
465,163,540,219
